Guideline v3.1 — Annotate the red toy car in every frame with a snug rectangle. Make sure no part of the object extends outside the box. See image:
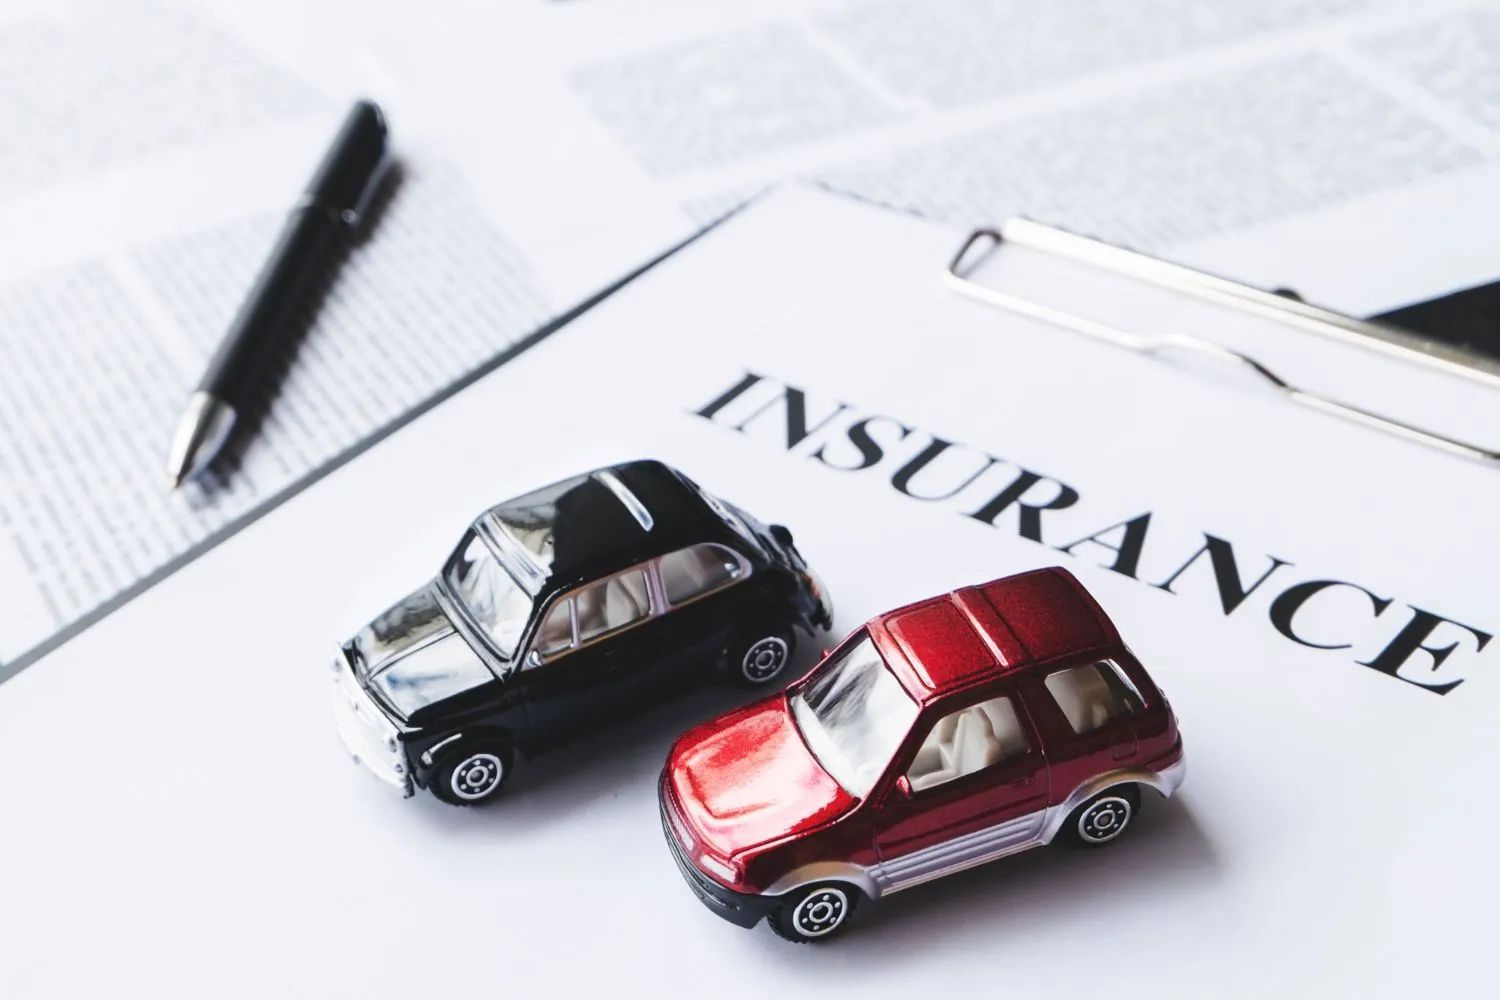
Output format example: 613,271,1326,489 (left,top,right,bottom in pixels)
660,567,1185,942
